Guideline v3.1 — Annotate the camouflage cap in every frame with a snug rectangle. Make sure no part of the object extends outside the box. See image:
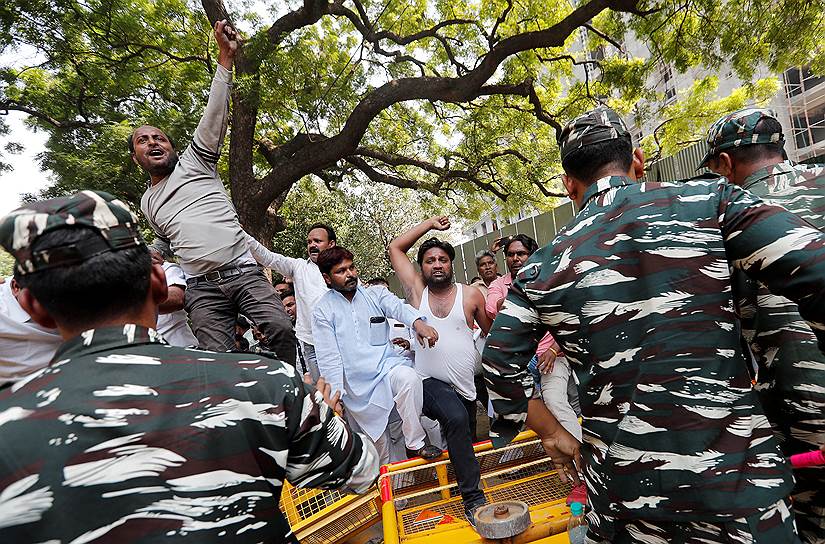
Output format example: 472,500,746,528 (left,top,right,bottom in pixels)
557,106,632,162
699,107,784,167
0,190,144,276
